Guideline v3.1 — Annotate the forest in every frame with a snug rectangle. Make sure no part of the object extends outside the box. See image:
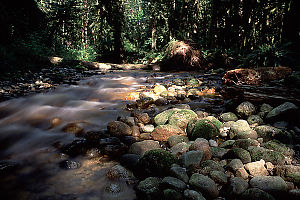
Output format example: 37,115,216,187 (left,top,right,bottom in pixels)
0,0,299,70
